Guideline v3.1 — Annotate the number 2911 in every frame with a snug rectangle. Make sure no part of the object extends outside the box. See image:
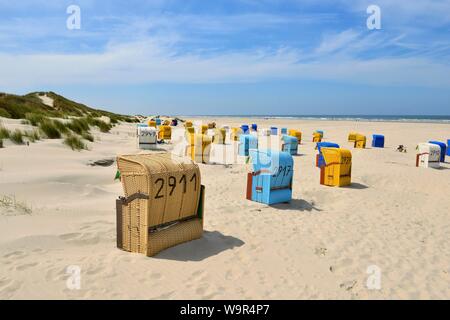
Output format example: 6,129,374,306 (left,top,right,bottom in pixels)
154,173,197,199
